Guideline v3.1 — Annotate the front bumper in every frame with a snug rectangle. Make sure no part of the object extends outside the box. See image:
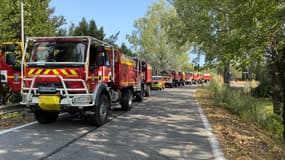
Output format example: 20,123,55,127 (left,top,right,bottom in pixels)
151,83,162,89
